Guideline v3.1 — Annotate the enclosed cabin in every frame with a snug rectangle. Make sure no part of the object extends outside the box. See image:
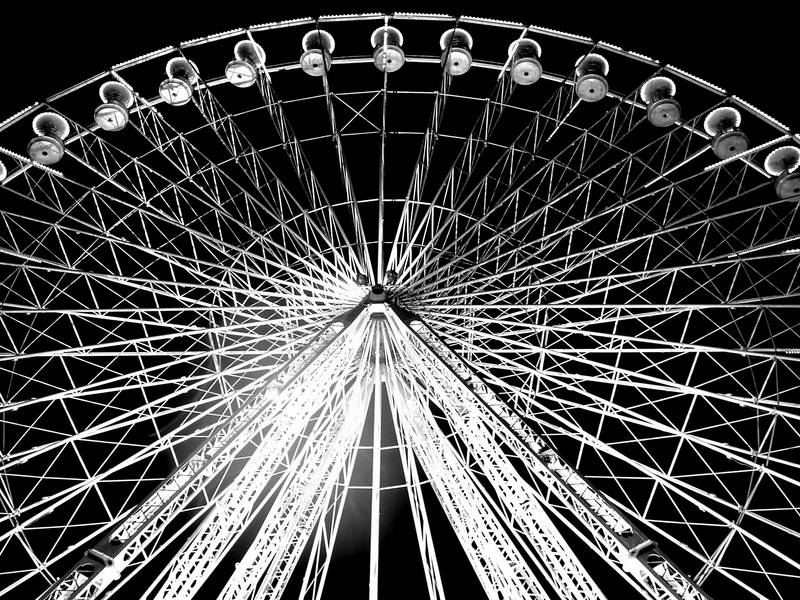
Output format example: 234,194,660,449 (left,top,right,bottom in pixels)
225,40,266,88
94,82,135,132
159,57,200,106
440,28,473,76
574,53,609,102
508,38,542,85
28,112,70,165
640,76,680,127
